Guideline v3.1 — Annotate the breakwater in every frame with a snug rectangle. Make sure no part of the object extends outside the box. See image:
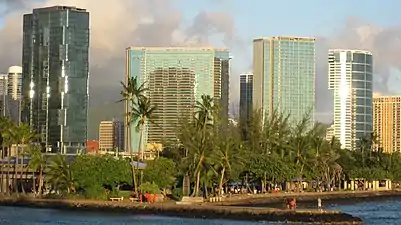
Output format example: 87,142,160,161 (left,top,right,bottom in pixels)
0,197,362,224
217,190,401,206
